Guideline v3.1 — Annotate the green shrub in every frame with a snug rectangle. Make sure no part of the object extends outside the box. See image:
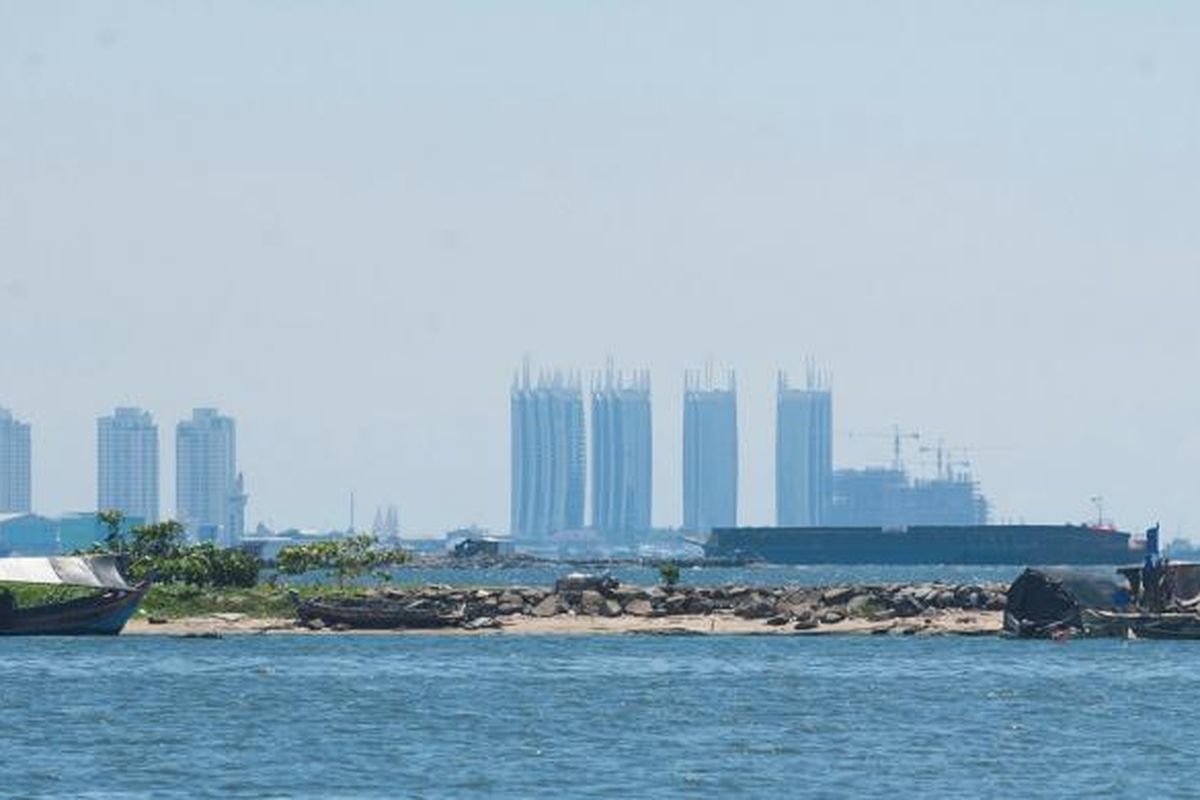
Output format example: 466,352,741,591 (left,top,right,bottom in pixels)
276,533,409,587
87,515,263,588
